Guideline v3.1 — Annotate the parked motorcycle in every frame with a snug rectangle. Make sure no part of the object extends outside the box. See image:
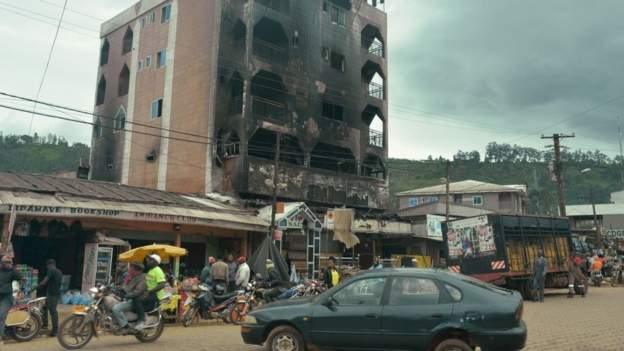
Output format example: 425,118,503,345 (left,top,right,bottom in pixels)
5,297,46,342
228,281,258,325
57,285,168,350
182,283,243,327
